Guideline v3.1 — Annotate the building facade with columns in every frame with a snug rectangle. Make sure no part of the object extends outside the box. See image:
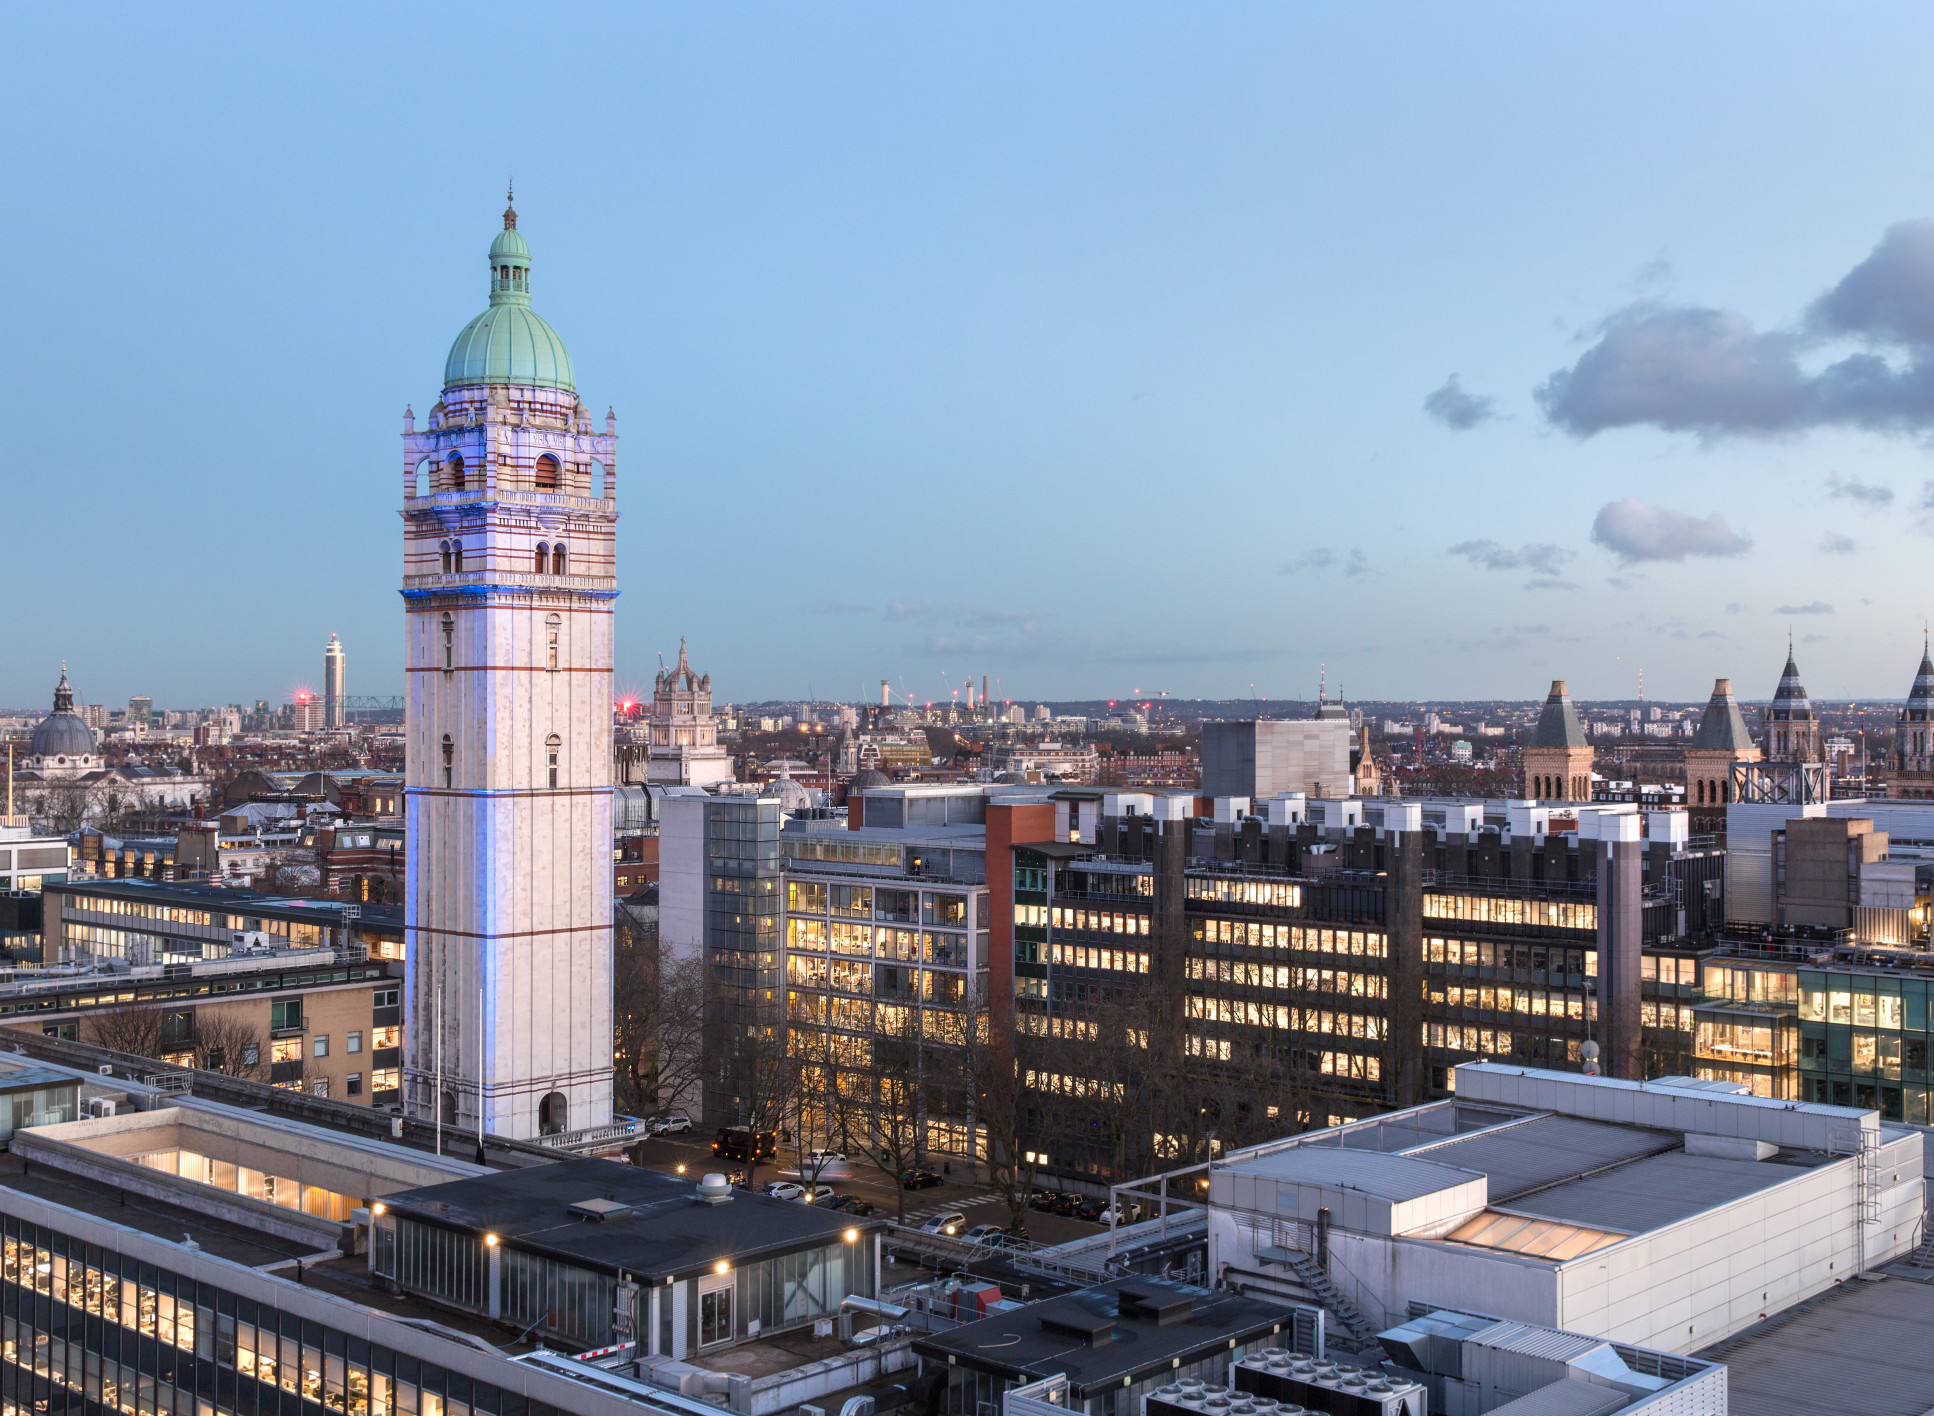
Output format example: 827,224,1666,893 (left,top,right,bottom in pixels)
398,196,617,1141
